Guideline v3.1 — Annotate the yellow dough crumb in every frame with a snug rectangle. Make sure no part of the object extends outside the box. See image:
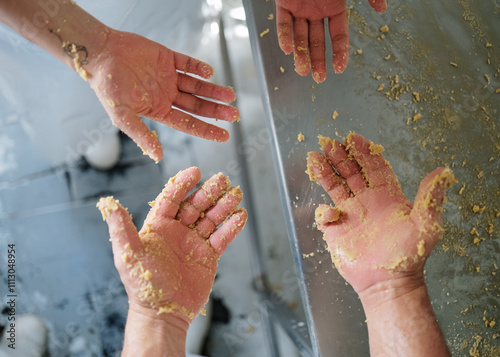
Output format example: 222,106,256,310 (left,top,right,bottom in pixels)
380,25,389,33
267,13,274,20
332,110,339,119
260,28,270,38
369,142,384,155
158,302,195,320
297,132,305,142
450,62,458,67
417,240,425,256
